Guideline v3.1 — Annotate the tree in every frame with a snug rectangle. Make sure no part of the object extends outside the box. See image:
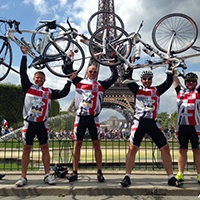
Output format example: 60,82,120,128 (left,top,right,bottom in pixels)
157,111,178,131
157,112,170,129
